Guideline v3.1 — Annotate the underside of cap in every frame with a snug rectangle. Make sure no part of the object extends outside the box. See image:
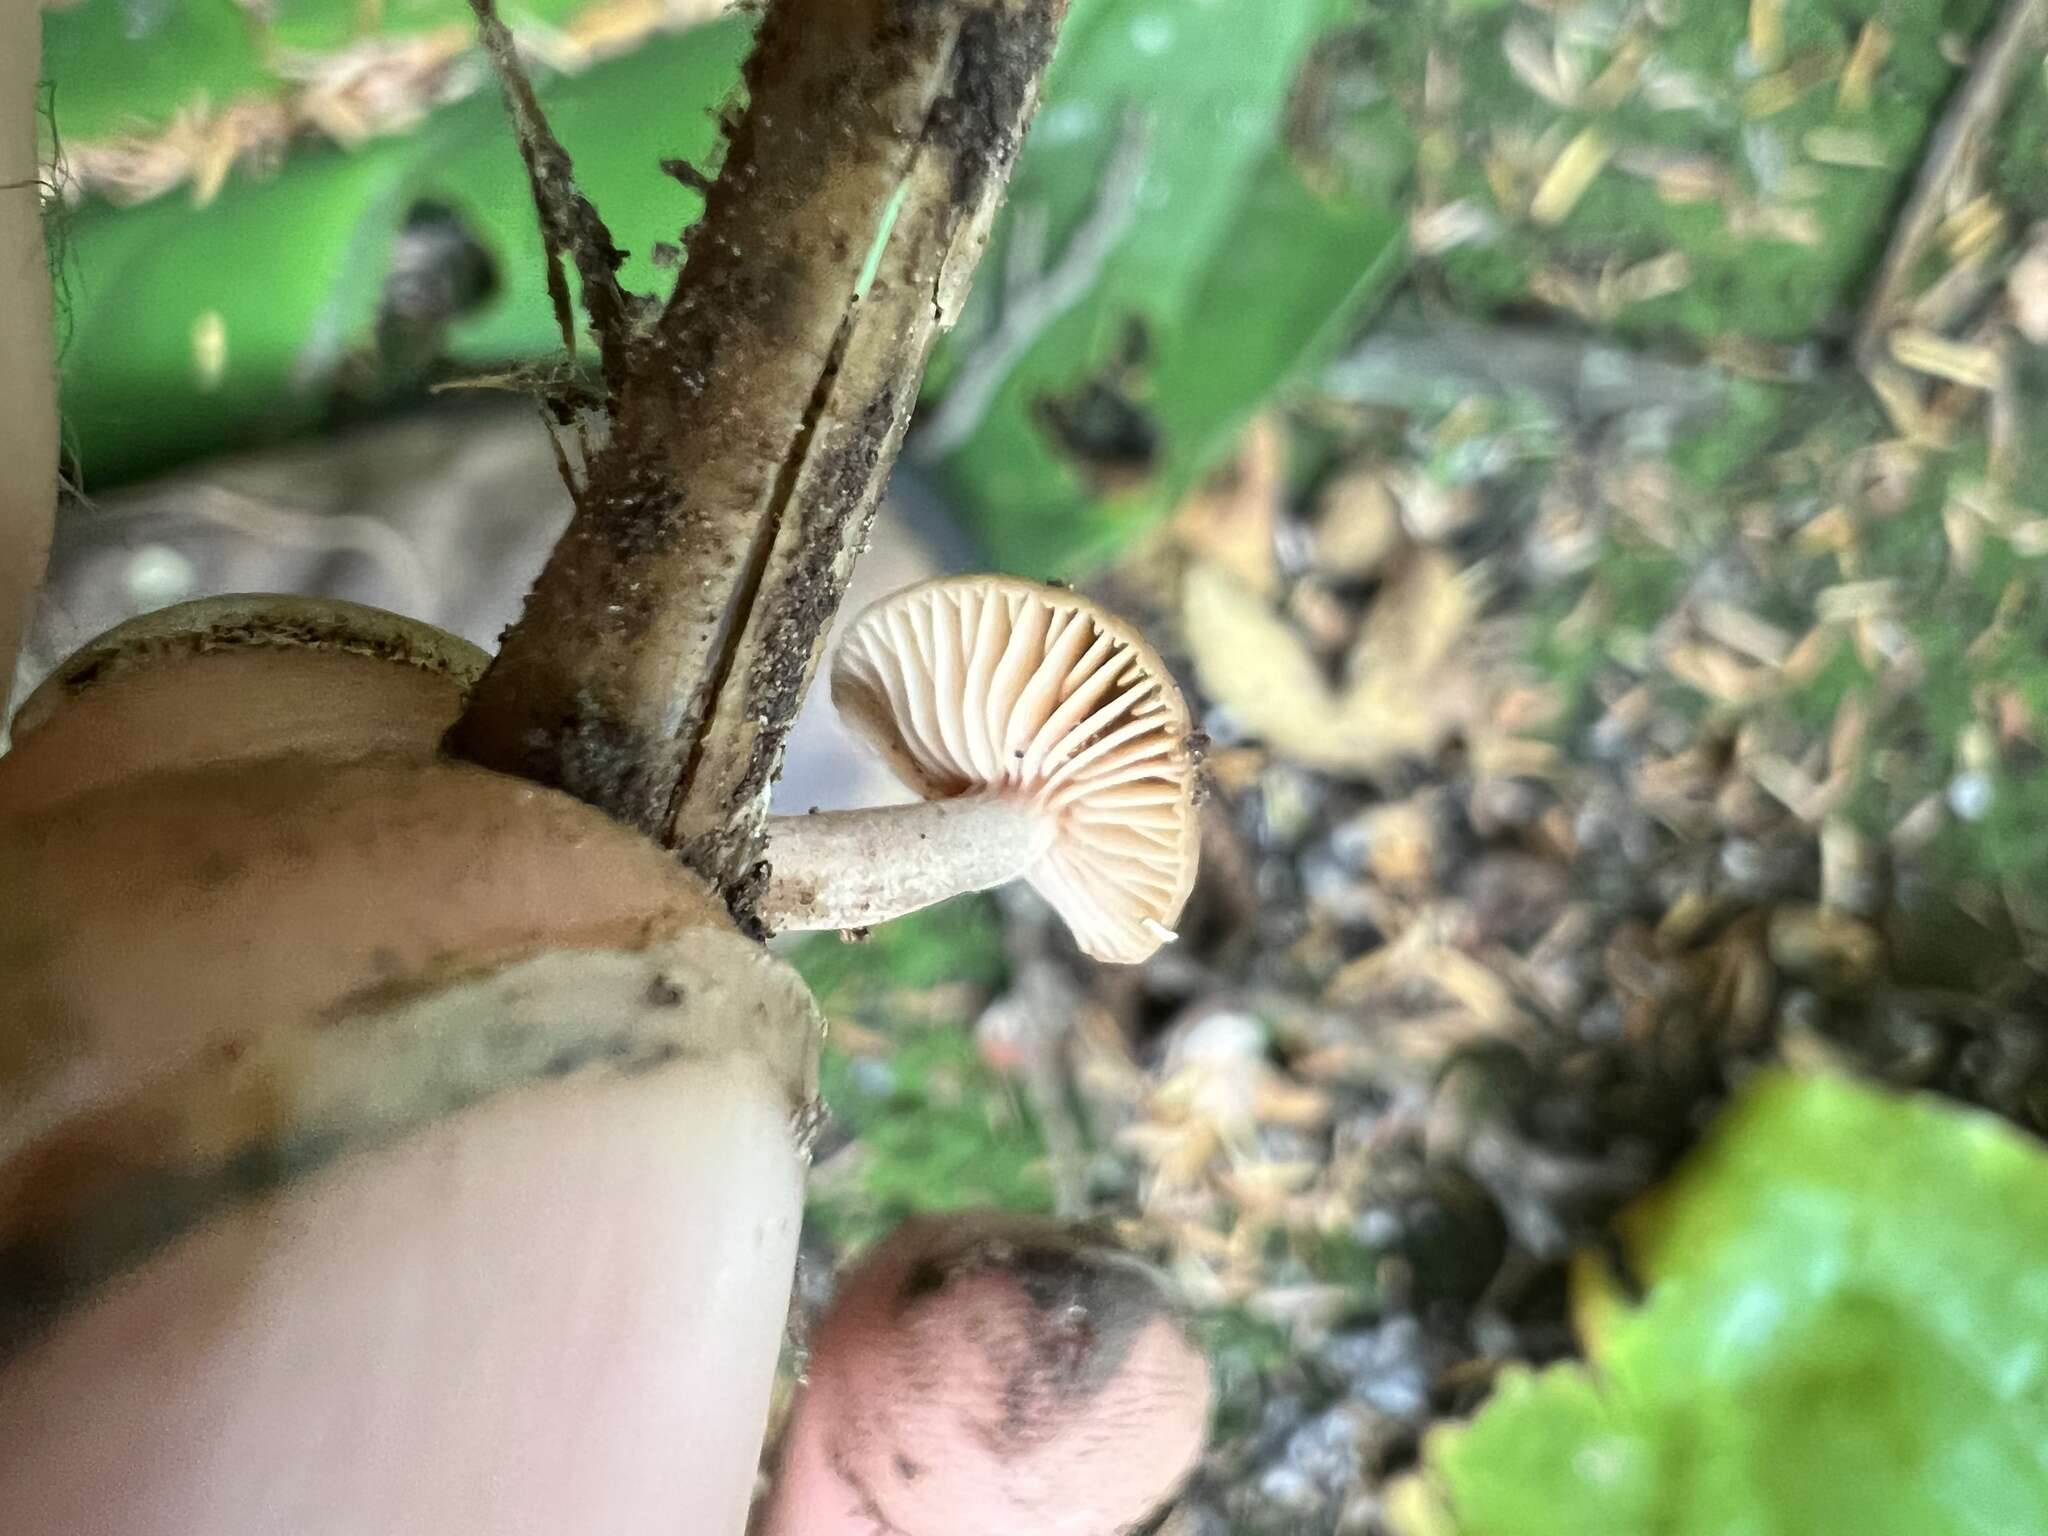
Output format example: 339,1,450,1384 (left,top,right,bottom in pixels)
830,576,1199,964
